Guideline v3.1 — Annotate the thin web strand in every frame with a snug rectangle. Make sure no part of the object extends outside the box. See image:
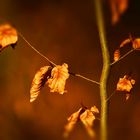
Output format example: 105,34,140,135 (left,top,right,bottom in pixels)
18,32,57,66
